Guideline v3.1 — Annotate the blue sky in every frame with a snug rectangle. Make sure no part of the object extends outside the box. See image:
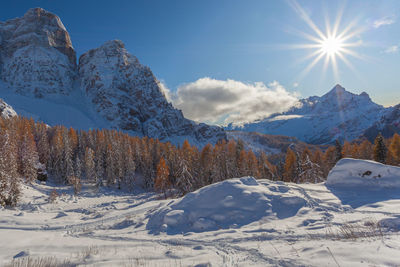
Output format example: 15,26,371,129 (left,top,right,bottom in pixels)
1,0,400,124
